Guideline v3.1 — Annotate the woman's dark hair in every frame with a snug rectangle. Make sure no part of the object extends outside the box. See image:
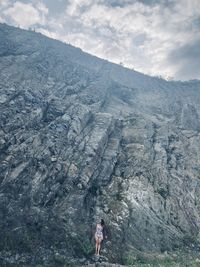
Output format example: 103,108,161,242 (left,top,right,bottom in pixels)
100,219,105,226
